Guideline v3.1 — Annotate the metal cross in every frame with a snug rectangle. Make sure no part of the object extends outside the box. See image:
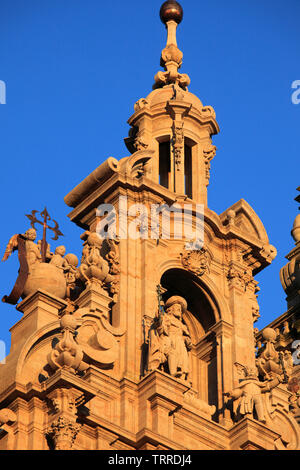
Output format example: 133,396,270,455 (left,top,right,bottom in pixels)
26,208,64,262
